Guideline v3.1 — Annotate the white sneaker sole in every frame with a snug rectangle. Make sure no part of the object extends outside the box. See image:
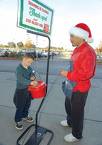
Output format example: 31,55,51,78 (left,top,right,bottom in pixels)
15,125,23,130
64,138,79,143
26,120,34,123
22,119,34,123
64,134,79,142
60,123,68,127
